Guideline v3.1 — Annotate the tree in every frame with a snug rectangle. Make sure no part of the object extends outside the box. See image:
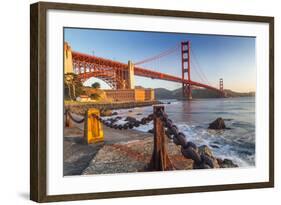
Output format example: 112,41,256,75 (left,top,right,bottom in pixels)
64,74,74,100
91,82,101,89
90,93,100,100
64,73,85,100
